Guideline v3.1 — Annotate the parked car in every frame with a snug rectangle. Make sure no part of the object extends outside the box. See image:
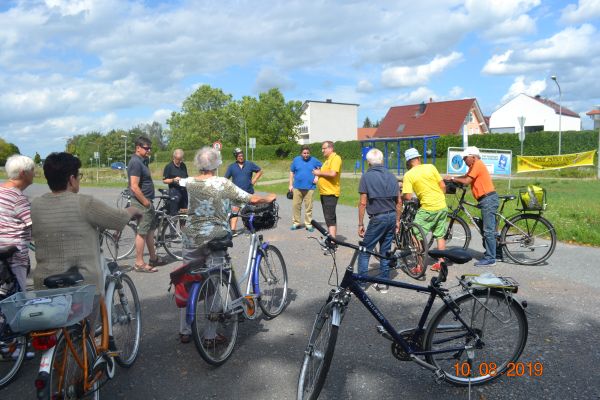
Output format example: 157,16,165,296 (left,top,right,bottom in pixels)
111,161,127,170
